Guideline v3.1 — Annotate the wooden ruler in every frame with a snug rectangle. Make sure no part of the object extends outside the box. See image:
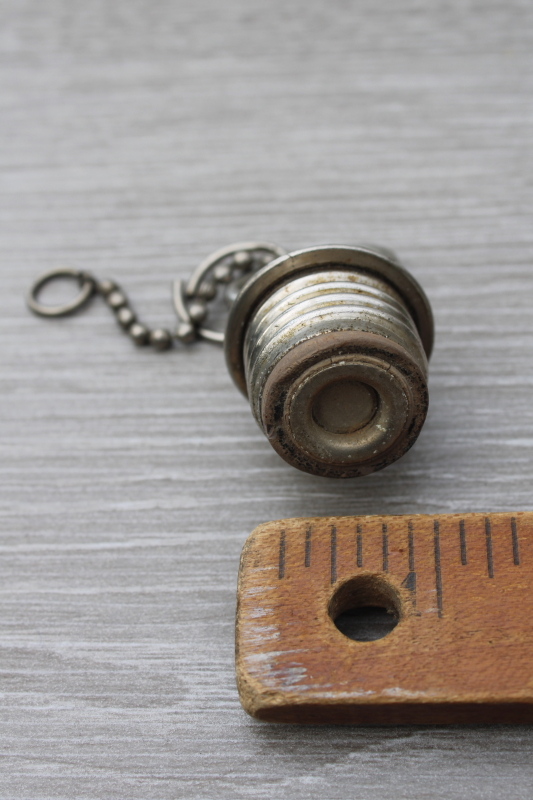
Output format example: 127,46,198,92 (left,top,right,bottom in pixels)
236,512,533,724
